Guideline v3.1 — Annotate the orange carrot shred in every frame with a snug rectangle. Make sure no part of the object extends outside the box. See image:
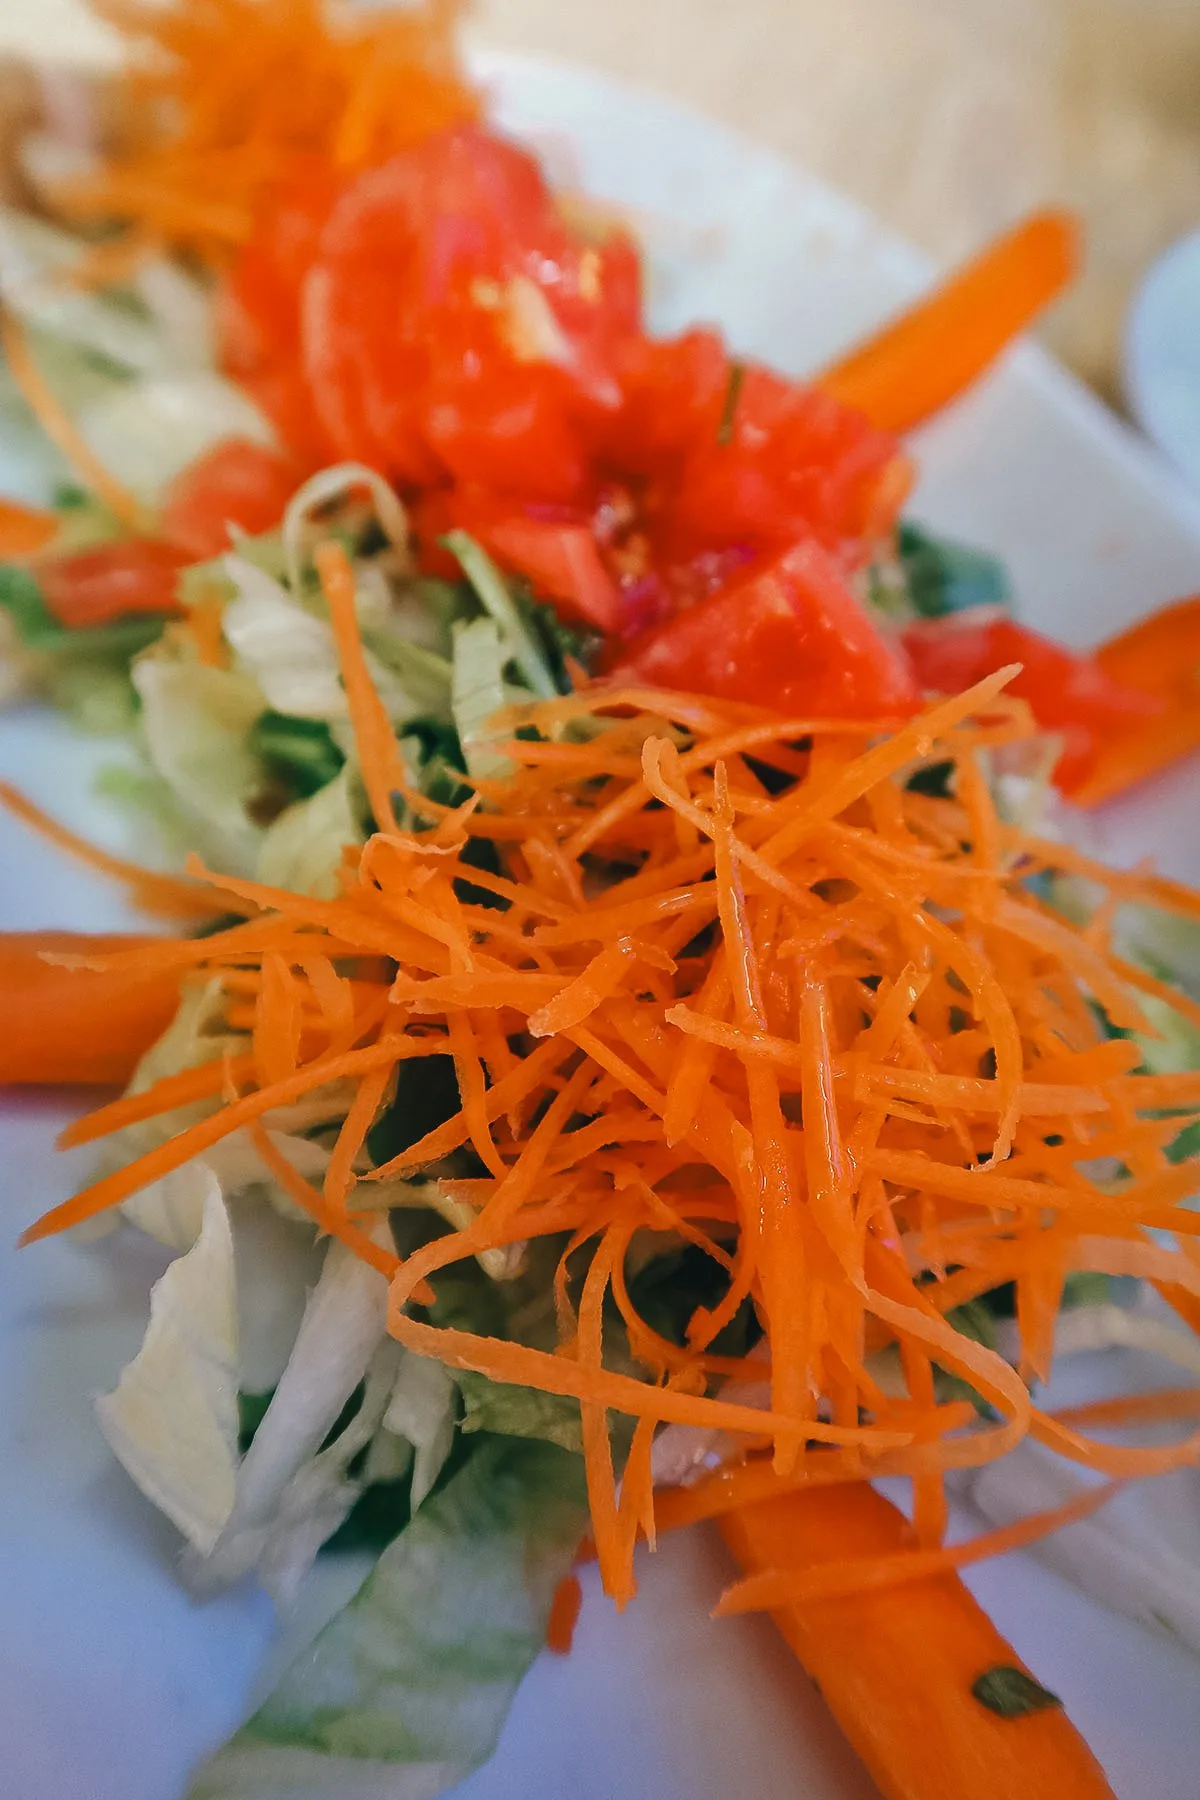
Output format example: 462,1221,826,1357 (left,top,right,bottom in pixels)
0,305,146,531
0,781,242,922
714,1477,1121,1614
15,609,1200,1614
315,539,405,837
